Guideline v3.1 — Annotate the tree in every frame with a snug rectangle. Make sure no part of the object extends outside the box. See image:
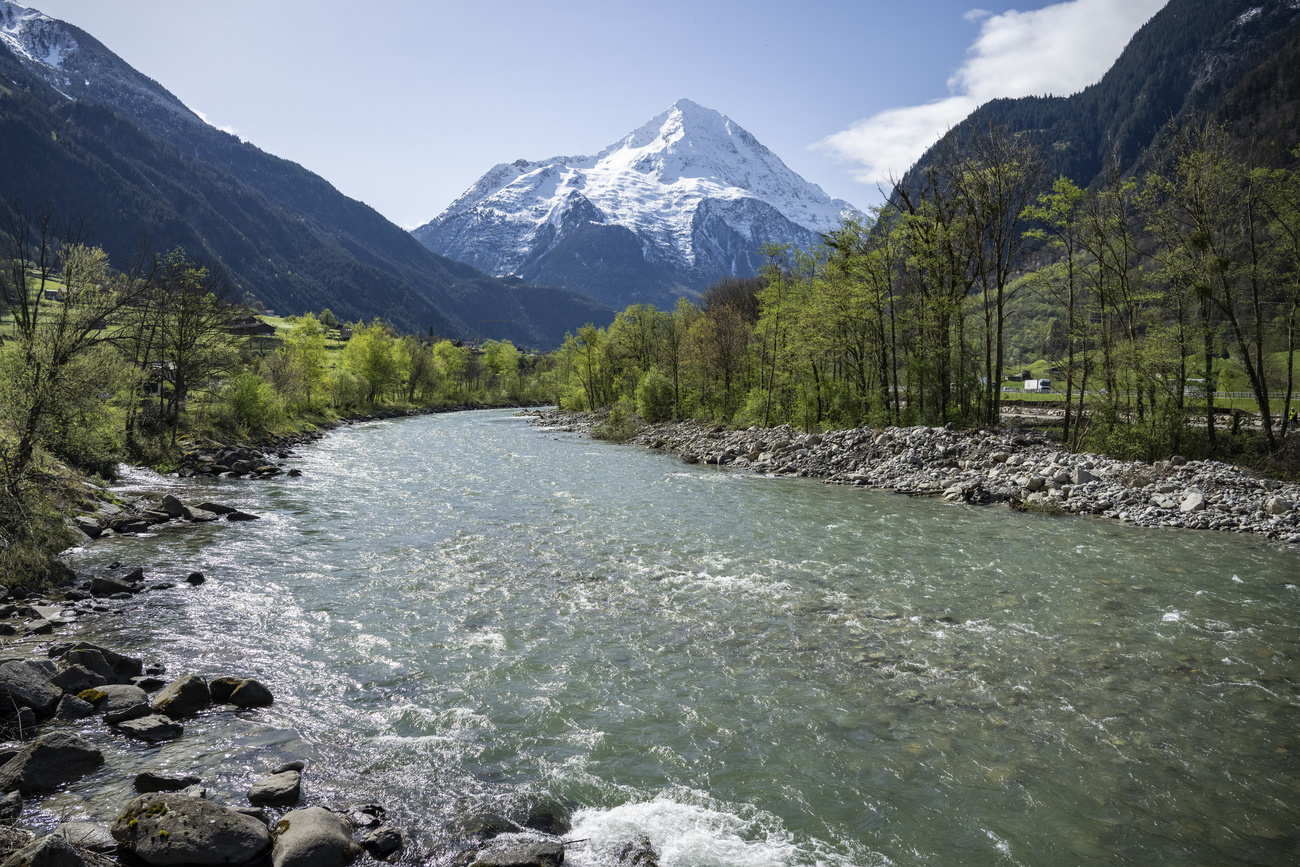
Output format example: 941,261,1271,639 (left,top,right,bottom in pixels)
343,321,401,404
285,312,328,406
